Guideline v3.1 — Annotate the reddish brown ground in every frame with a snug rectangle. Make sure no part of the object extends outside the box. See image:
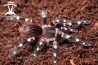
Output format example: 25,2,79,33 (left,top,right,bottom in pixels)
0,0,98,65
